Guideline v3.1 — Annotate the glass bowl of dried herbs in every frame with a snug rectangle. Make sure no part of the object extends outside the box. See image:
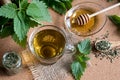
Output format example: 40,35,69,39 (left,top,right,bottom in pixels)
64,2,107,36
